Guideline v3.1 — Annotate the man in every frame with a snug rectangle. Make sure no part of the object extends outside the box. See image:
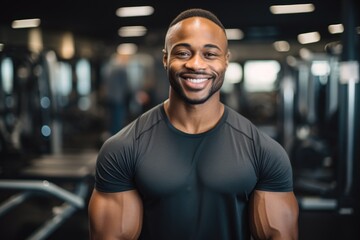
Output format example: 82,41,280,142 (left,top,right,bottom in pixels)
88,8,299,240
